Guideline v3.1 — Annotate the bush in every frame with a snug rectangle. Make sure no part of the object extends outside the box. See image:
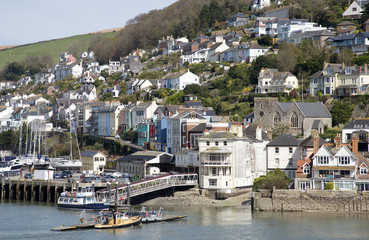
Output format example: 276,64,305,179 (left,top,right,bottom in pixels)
253,169,290,191
325,182,334,190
